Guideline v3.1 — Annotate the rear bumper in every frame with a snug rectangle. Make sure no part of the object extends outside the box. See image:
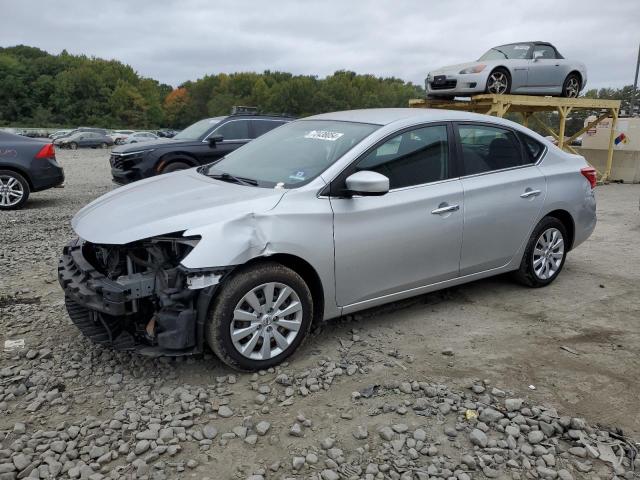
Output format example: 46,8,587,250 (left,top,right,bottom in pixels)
31,159,65,191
